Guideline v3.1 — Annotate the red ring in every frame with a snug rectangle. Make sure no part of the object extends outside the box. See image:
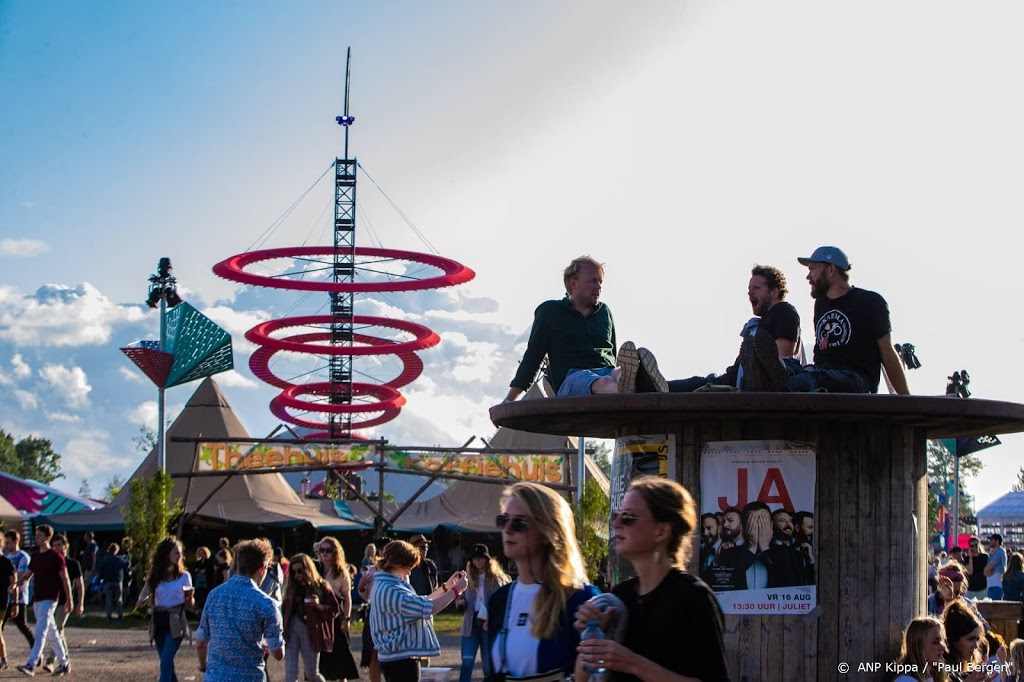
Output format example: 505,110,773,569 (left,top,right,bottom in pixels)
249,332,424,390
213,246,475,292
246,315,439,356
